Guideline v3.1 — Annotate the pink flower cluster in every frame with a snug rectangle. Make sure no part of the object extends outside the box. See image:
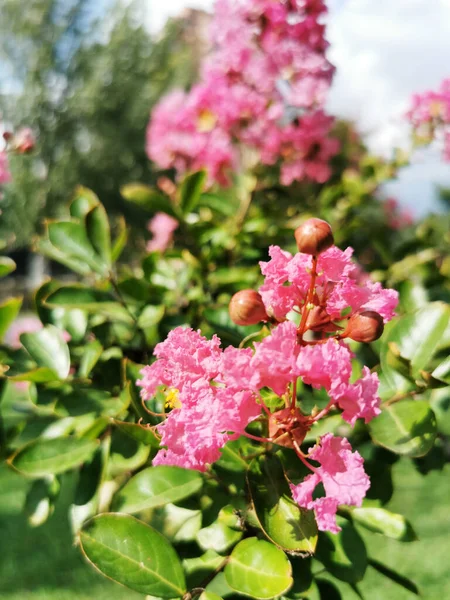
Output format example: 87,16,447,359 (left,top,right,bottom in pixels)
259,244,398,322
147,0,338,186
137,235,398,533
407,78,450,161
146,212,179,253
